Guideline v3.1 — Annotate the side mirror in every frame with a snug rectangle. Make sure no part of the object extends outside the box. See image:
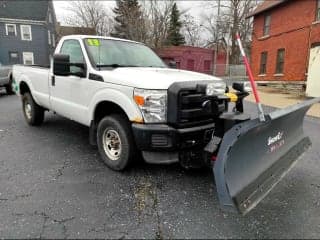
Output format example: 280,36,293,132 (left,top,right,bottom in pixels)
53,54,87,78
53,54,70,76
168,61,177,69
